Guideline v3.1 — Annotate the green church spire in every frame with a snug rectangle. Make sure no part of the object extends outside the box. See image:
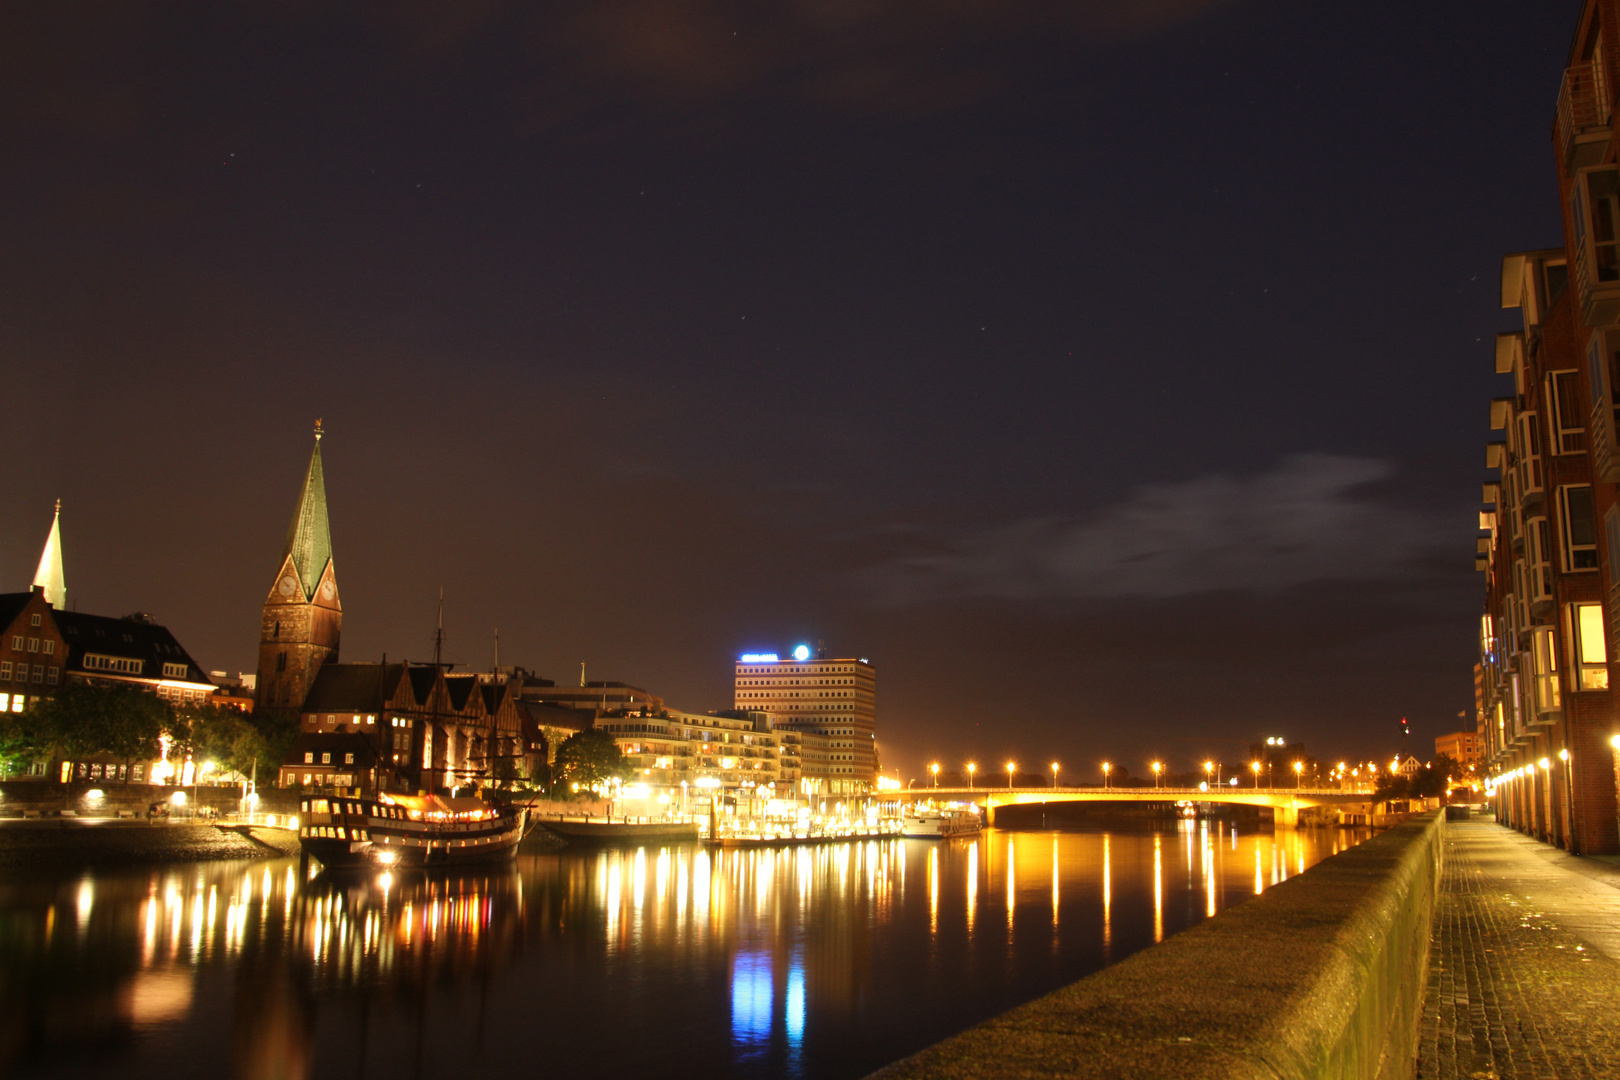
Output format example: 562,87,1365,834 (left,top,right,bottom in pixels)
280,420,333,600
